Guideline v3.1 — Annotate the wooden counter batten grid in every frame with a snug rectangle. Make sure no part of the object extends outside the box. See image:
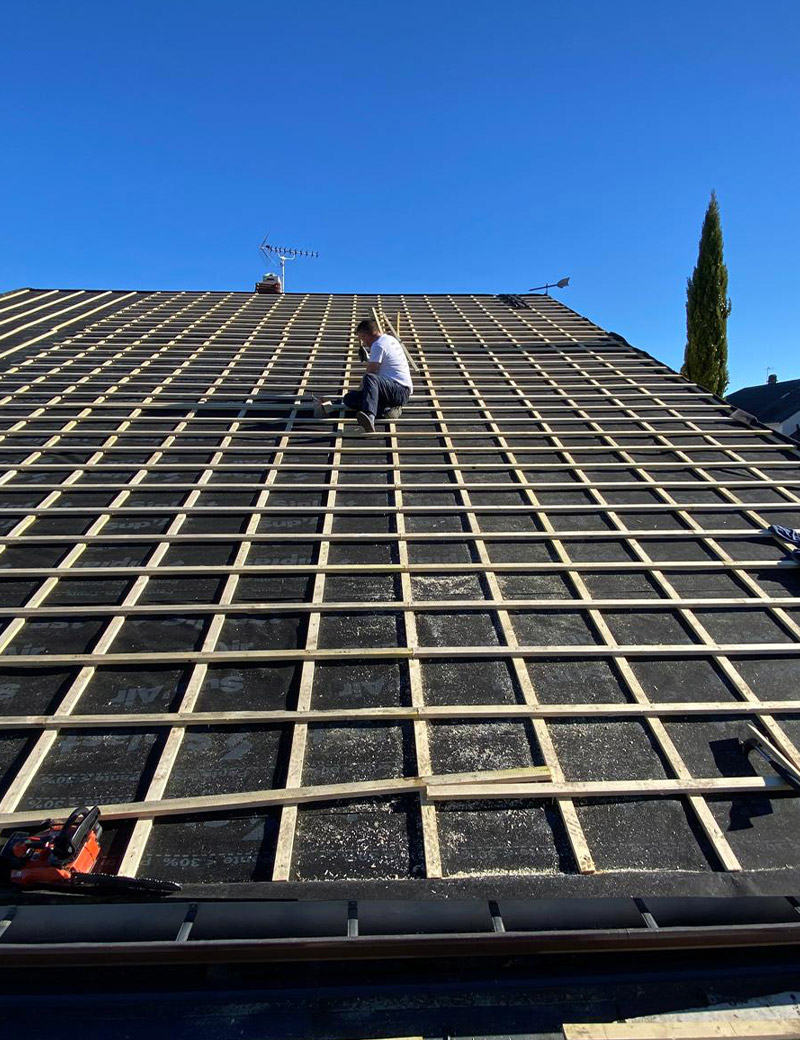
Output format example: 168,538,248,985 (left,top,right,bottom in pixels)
0,289,797,887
